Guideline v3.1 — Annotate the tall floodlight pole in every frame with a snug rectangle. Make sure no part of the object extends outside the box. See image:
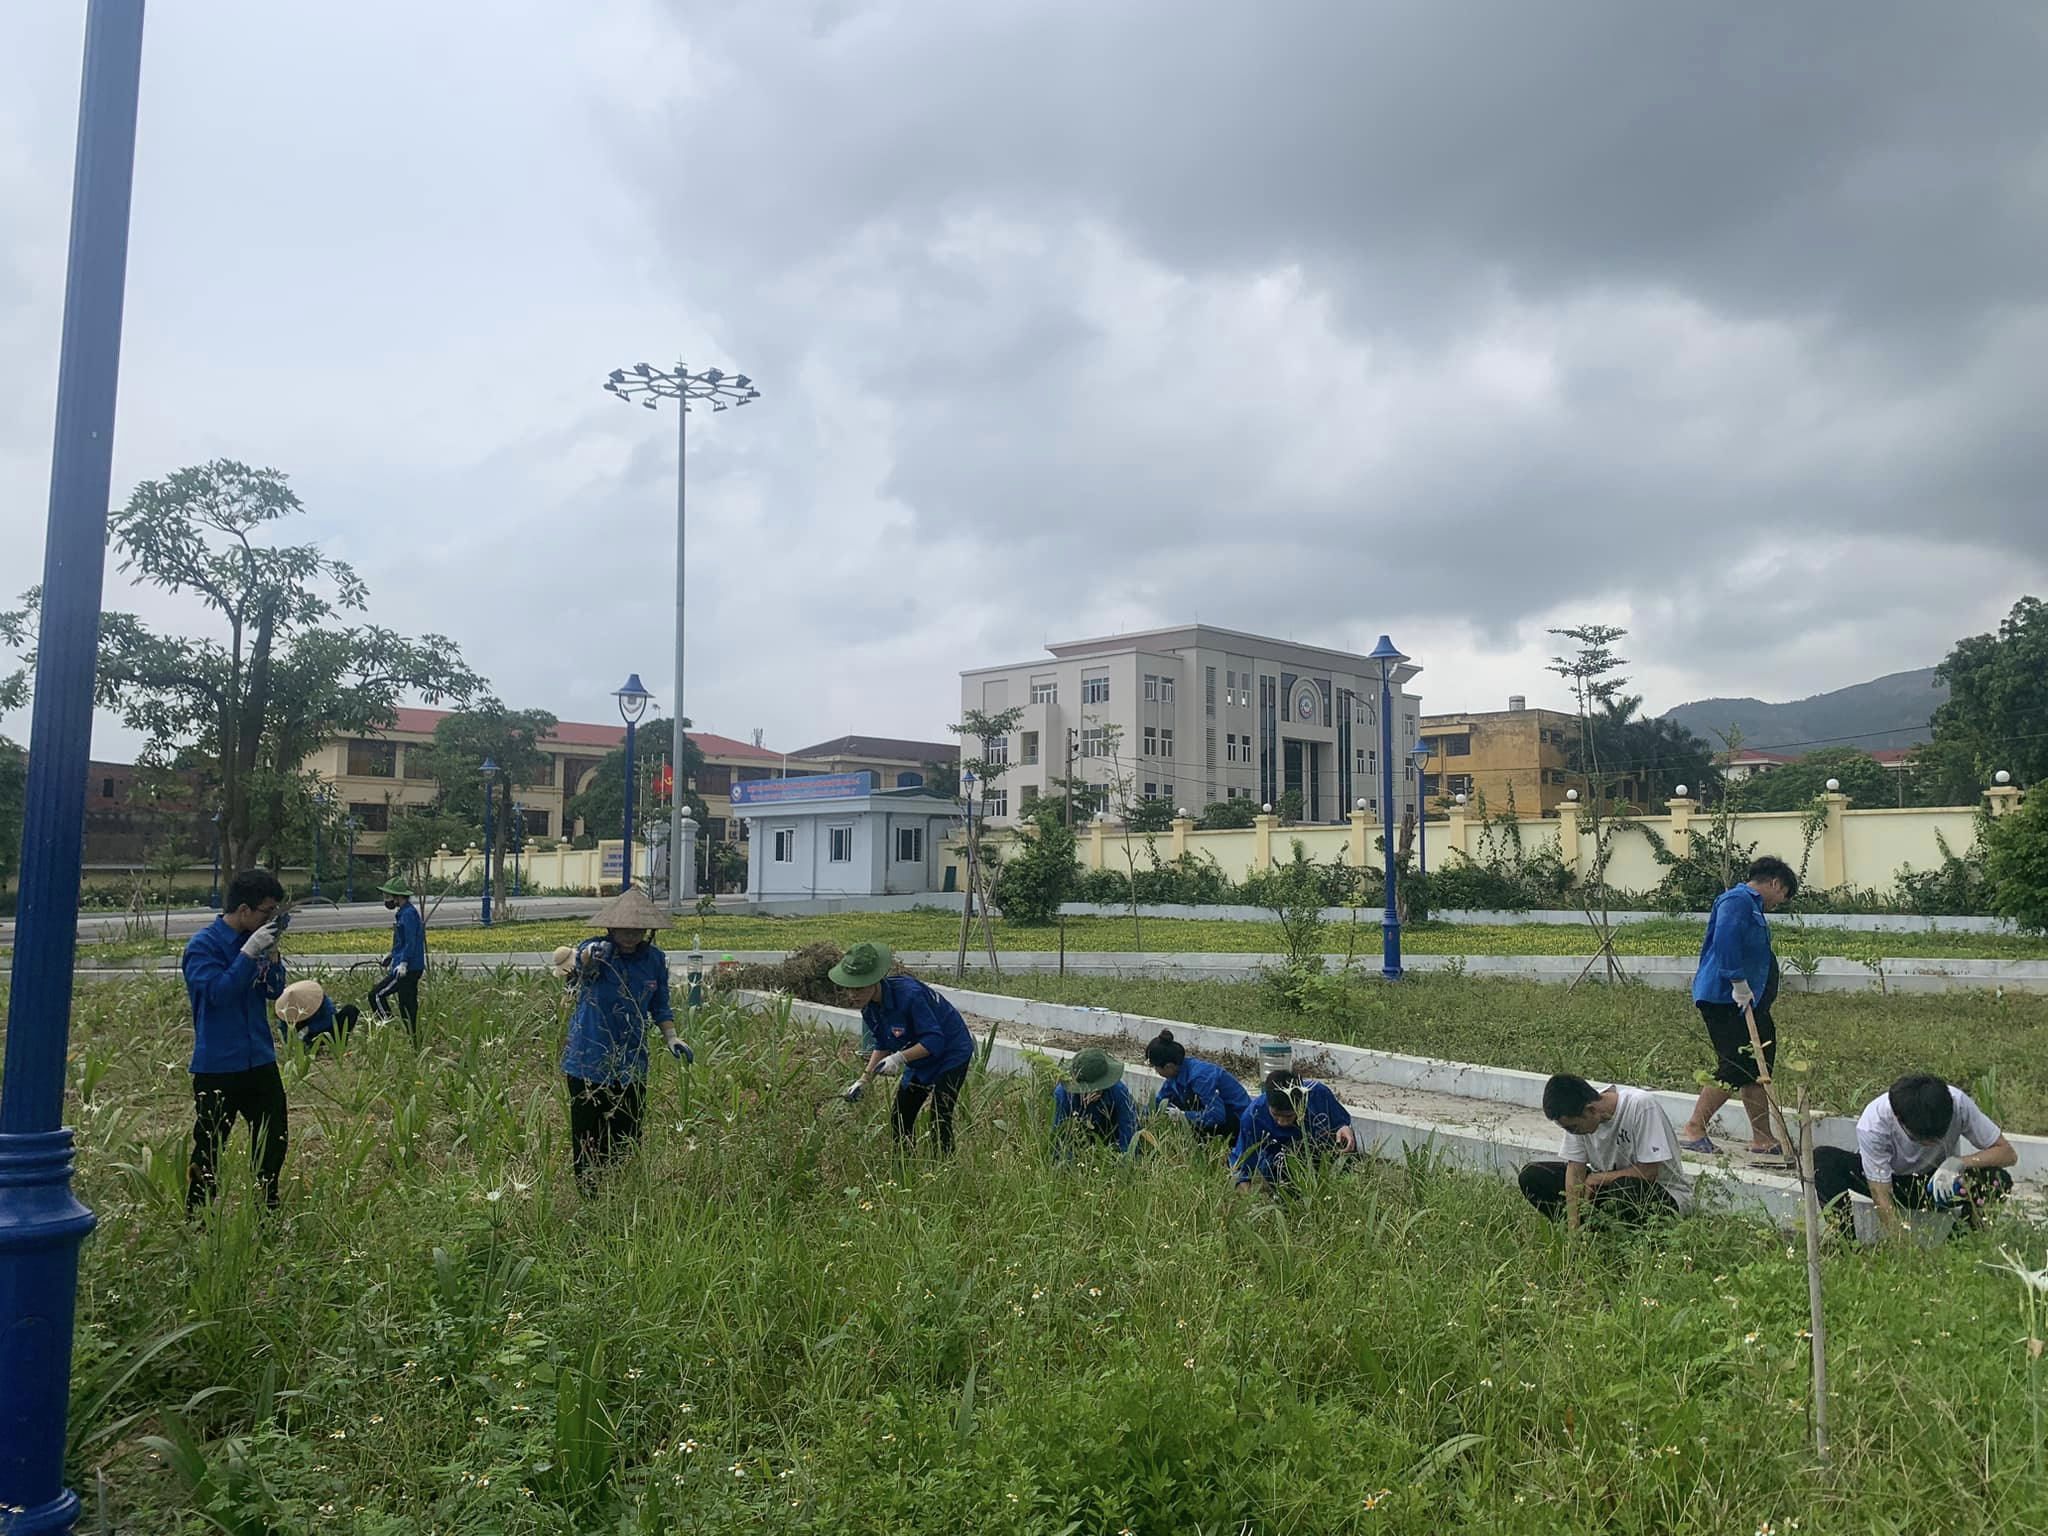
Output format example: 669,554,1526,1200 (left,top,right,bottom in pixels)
0,6,146,1531
1368,635,1408,981
601,362,760,912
